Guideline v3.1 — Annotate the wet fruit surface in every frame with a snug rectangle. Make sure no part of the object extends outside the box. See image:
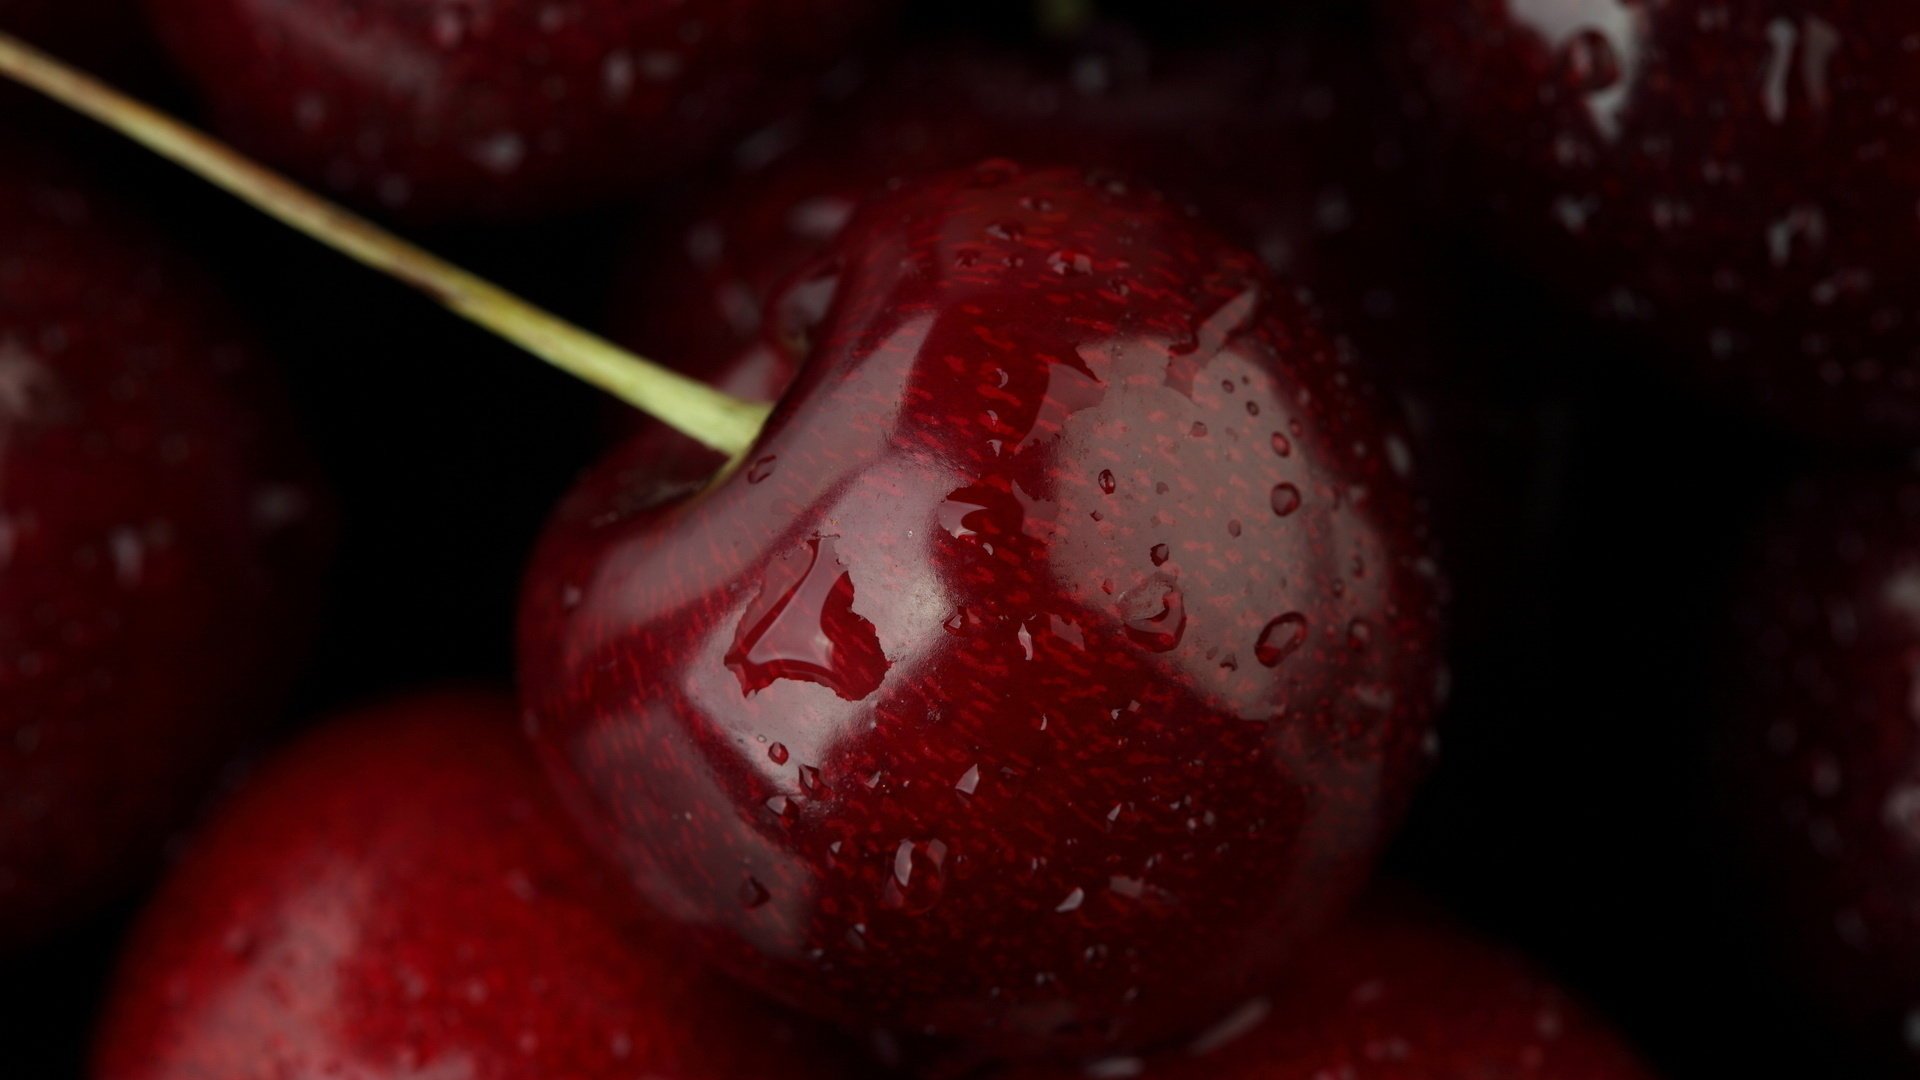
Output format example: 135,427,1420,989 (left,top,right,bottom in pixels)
520,163,1445,1059
92,689,866,1079
1002,897,1655,1079
138,0,897,219
623,25,1420,393
1389,0,1920,441
1721,468,1920,1072
0,133,326,947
